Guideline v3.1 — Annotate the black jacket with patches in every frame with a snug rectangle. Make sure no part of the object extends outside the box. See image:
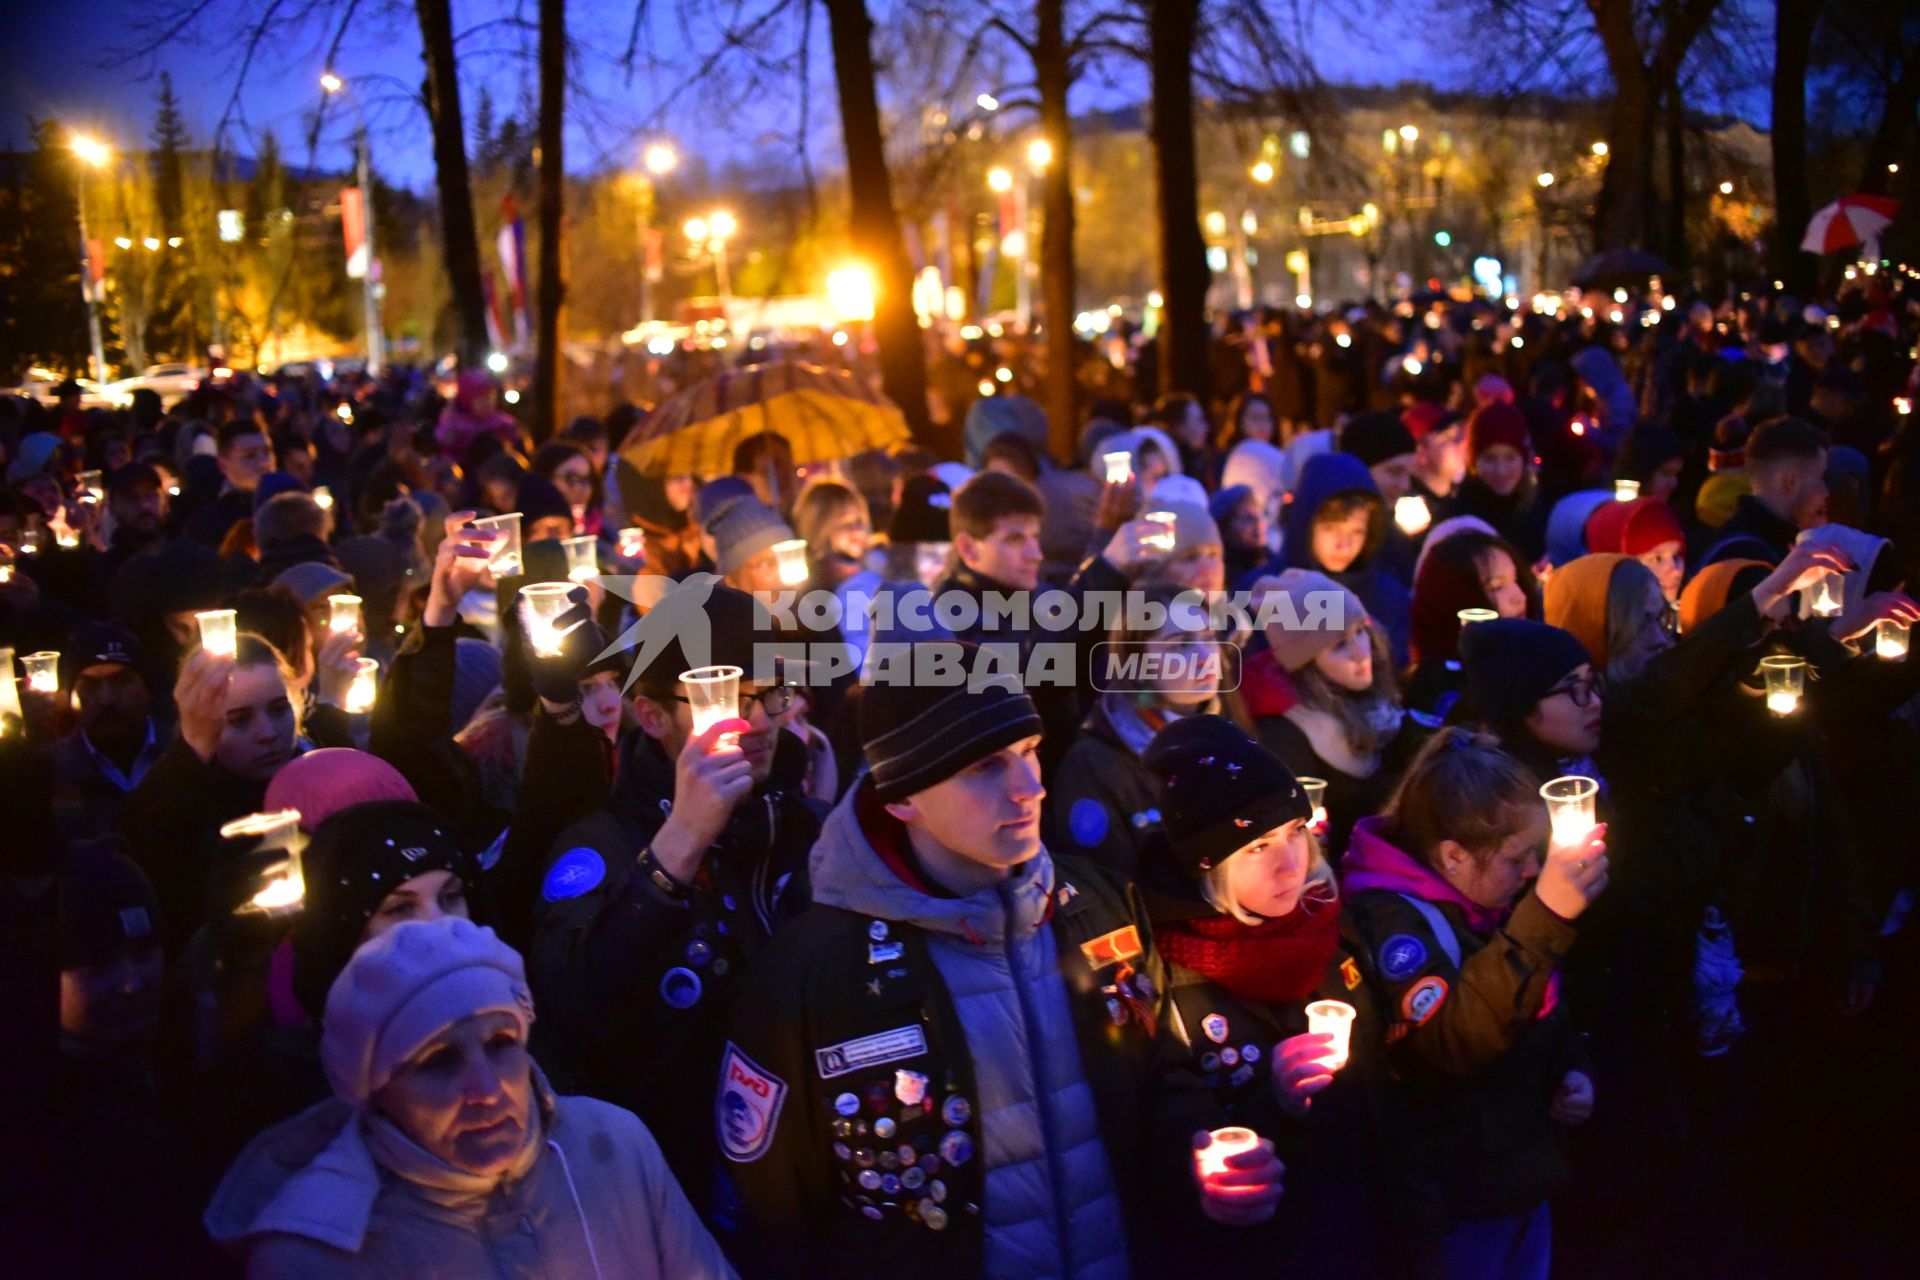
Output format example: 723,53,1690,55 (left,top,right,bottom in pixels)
1045,697,1165,880
527,724,822,1208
